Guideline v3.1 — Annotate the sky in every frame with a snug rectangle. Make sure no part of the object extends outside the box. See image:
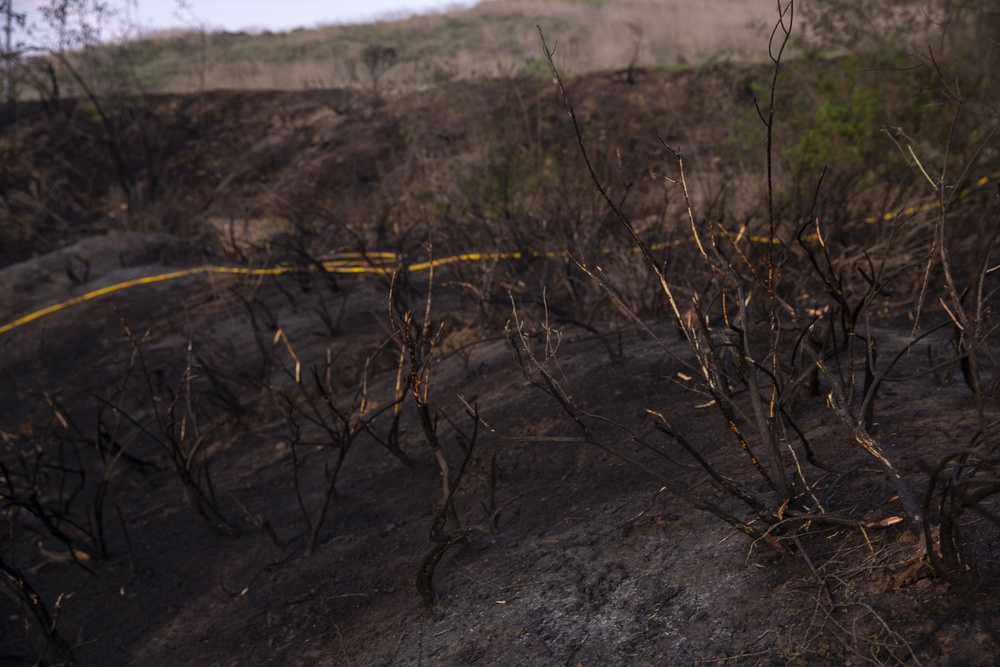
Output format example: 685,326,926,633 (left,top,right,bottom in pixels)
14,0,482,38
